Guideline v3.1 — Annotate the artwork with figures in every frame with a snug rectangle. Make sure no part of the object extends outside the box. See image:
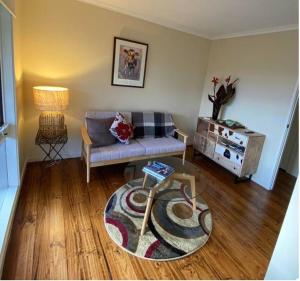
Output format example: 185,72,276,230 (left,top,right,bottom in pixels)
112,37,148,88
